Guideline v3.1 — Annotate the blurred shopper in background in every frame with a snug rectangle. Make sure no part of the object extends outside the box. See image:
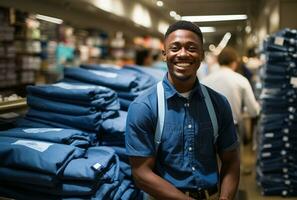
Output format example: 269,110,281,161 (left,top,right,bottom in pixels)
197,51,220,80
126,21,240,200
202,47,260,130
202,48,260,175
135,48,153,66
